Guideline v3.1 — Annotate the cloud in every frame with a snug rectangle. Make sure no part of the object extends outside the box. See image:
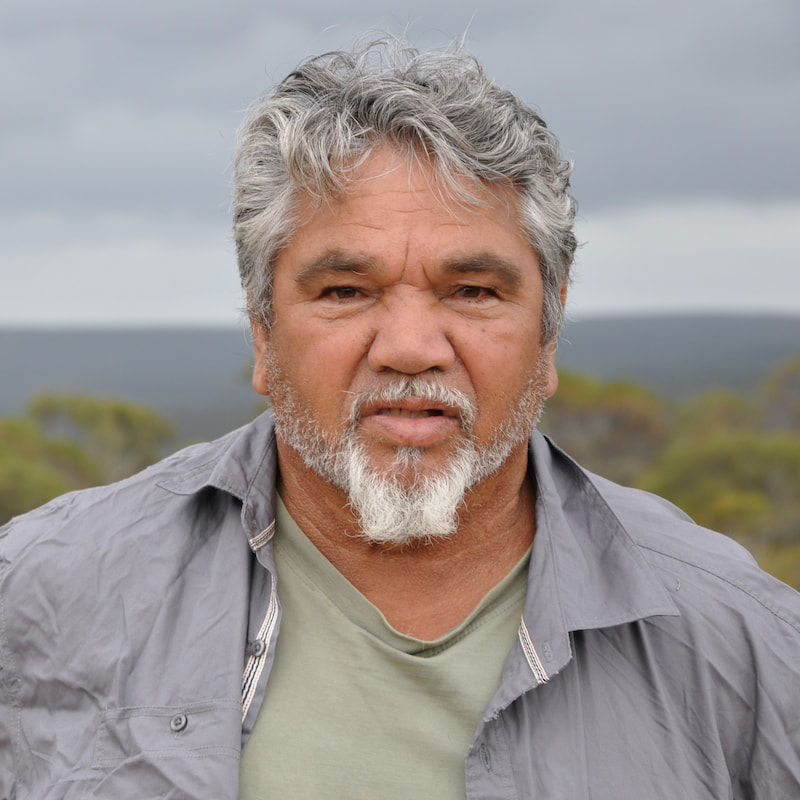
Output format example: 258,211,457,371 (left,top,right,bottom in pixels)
570,200,800,315
1,0,798,323
0,213,242,326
